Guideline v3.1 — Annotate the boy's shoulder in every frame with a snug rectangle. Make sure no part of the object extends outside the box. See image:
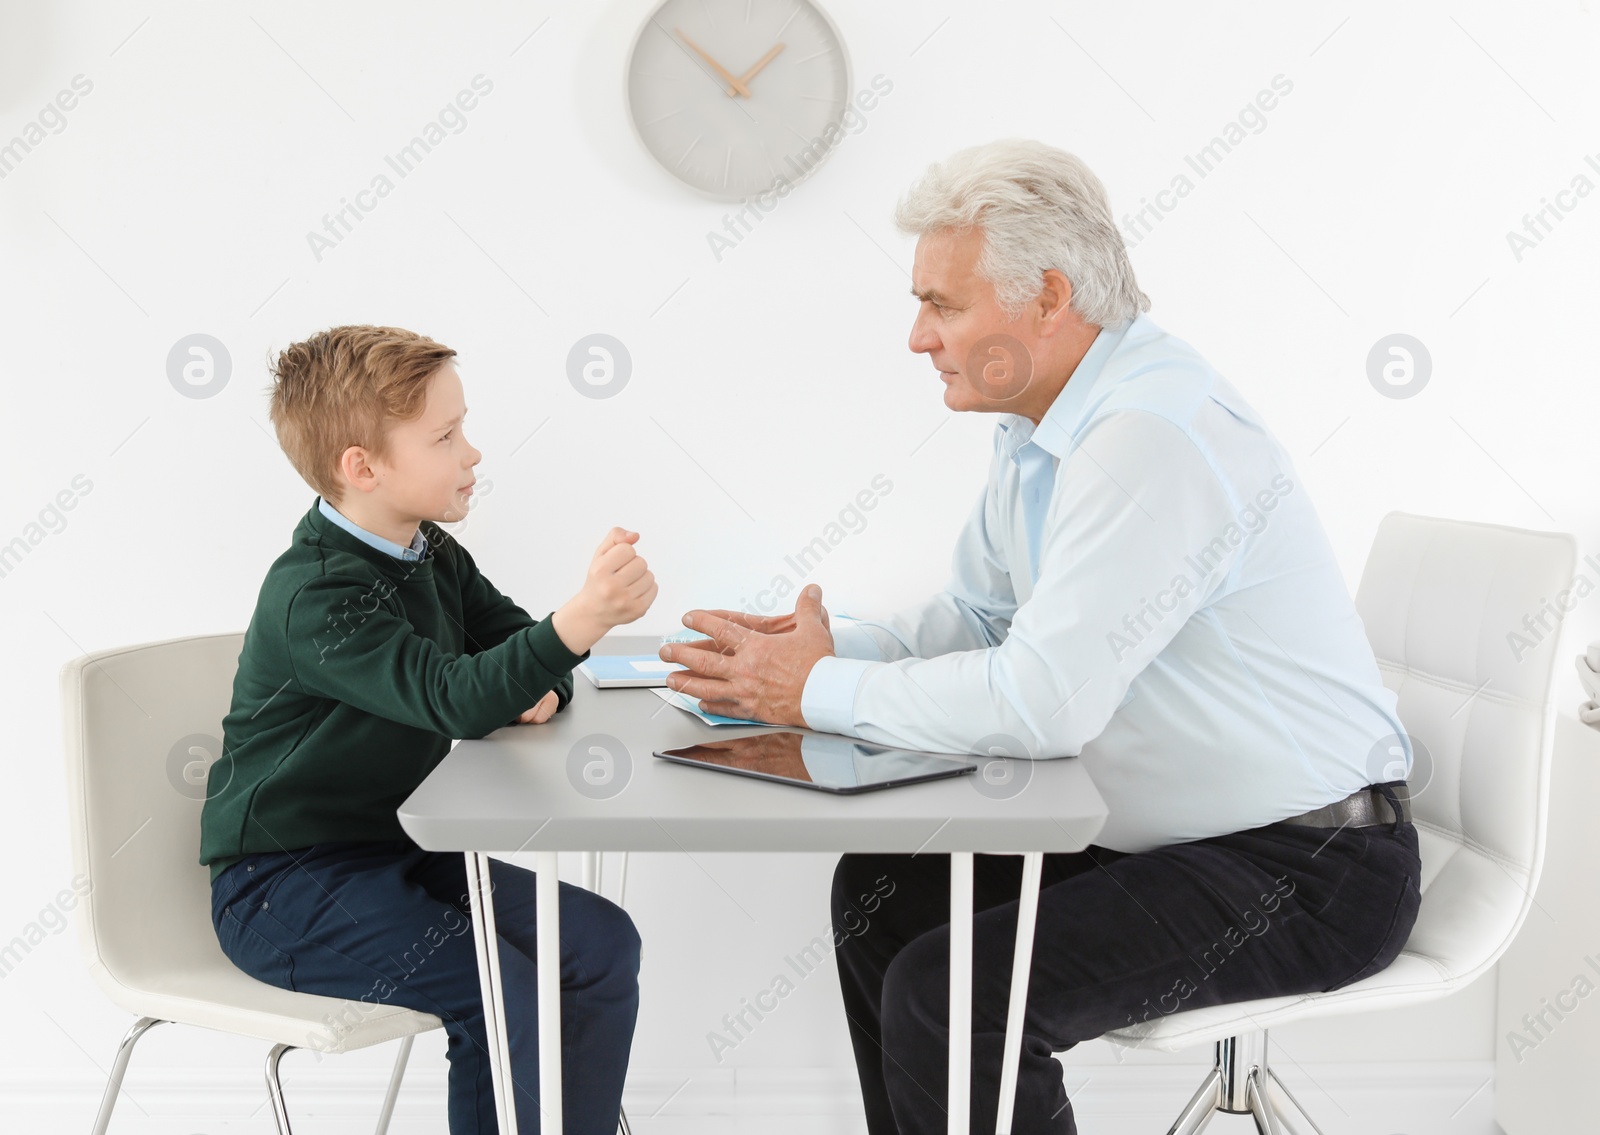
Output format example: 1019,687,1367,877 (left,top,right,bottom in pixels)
250,504,407,613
